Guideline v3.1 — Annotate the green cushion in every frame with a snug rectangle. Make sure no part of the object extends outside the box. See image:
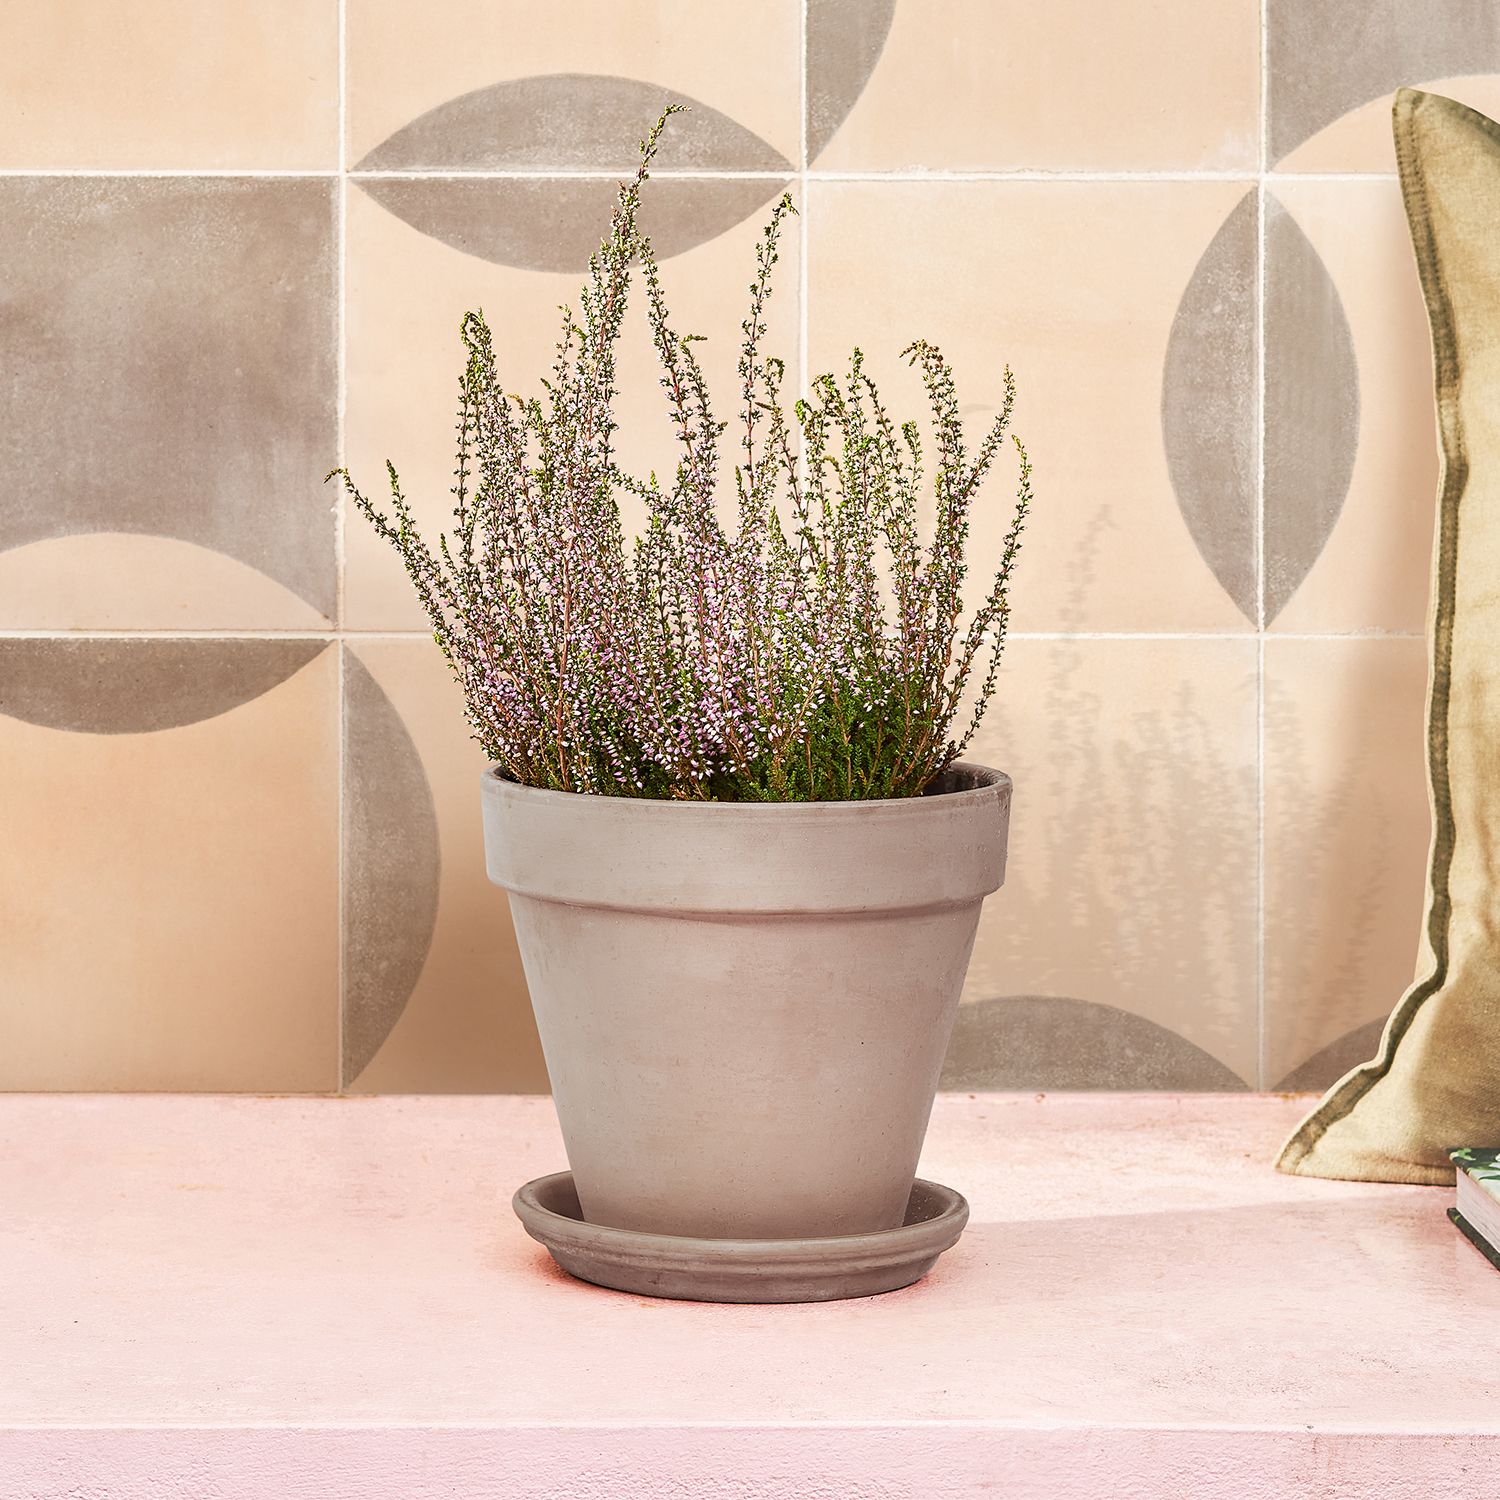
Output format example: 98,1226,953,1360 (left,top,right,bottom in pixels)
1279,88,1500,1184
